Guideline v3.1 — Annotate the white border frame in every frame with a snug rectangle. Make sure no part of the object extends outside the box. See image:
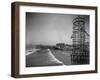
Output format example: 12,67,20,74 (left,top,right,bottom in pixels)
19,5,95,75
